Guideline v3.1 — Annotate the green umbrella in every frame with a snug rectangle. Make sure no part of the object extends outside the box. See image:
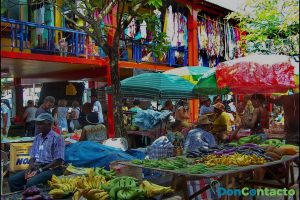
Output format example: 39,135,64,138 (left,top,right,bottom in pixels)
163,66,210,84
106,73,197,100
193,68,230,95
